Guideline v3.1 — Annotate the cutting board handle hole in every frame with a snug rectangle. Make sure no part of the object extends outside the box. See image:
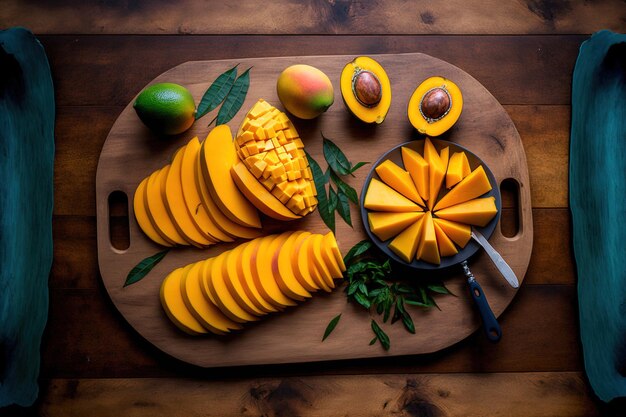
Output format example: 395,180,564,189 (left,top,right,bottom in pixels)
499,178,520,238
108,191,130,252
